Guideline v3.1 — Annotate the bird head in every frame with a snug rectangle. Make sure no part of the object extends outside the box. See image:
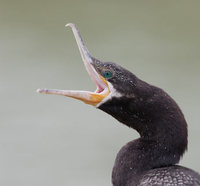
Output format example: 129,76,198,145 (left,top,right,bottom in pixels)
37,23,187,142
37,23,144,107
37,23,158,129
